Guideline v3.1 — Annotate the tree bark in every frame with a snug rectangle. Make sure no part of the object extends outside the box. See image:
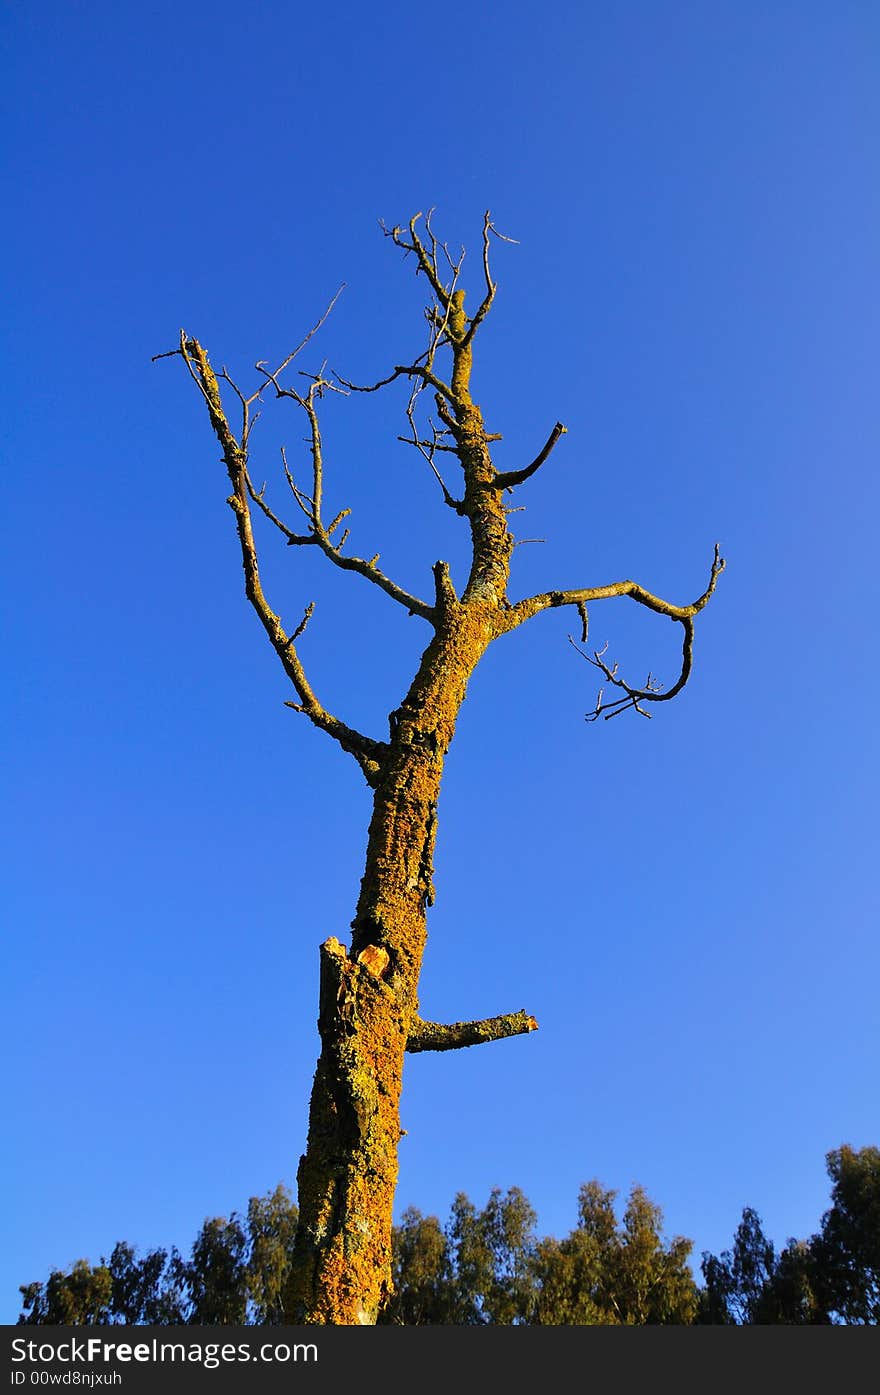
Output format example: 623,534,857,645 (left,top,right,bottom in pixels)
286,590,503,1323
